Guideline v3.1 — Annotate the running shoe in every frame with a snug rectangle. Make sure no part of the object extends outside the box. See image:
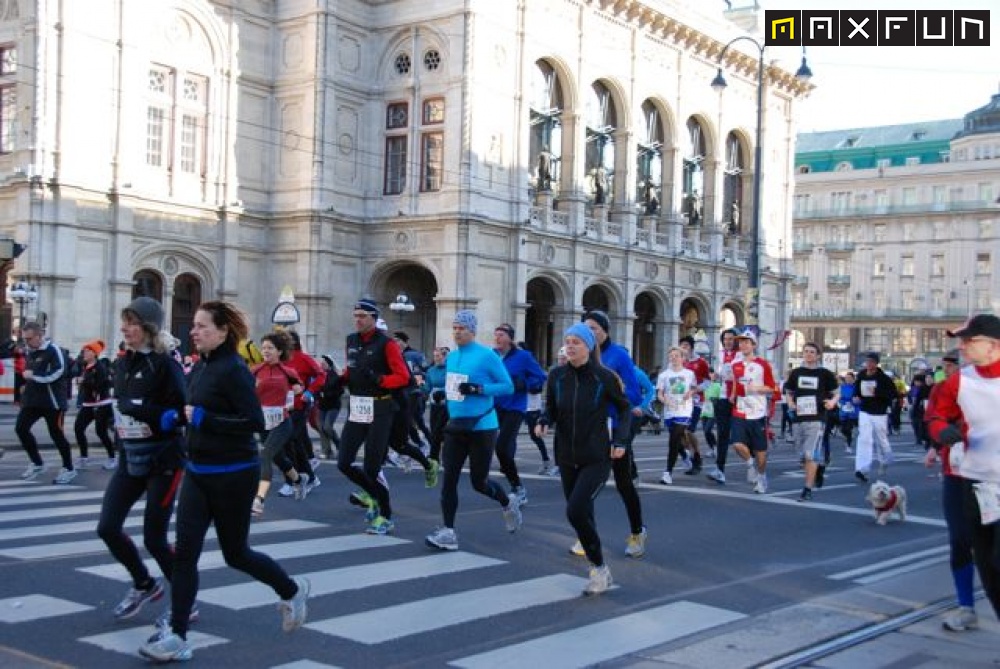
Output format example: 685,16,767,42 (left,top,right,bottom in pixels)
510,485,528,506
942,606,978,632
114,578,164,619
20,464,45,480
625,527,647,559
854,471,869,483
753,475,768,494
424,459,440,488
425,526,459,551
53,468,79,485
538,463,554,475
309,457,321,471
349,489,375,509
139,631,192,663
503,495,523,533
549,465,560,477
659,470,672,485
746,462,759,483
293,476,308,501
706,467,726,484
277,482,296,497
681,454,694,472
74,457,89,470
152,605,201,637
797,488,813,503
366,516,395,535
102,456,118,471
569,540,585,557
305,475,321,494
583,564,612,596
279,577,311,632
